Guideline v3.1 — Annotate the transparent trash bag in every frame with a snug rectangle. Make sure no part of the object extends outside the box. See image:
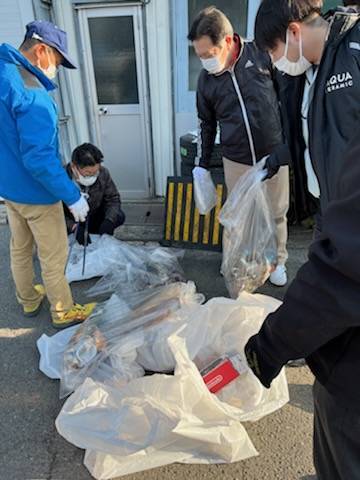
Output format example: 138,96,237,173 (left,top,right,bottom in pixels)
66,234,185,286
193,166,218,215
86,244,185,298
219,160,277,297
60,282,204,398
